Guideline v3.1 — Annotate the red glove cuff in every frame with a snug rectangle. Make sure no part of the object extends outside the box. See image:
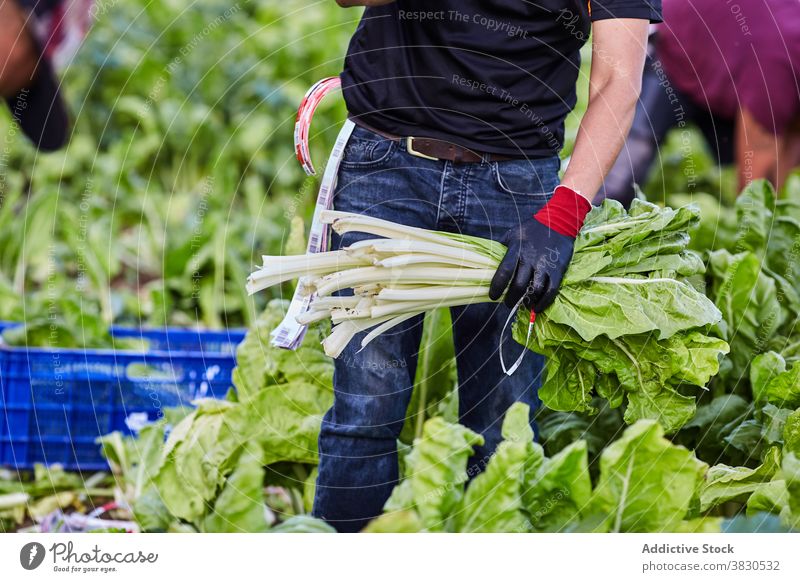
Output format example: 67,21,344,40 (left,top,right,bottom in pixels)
533,185,592,238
